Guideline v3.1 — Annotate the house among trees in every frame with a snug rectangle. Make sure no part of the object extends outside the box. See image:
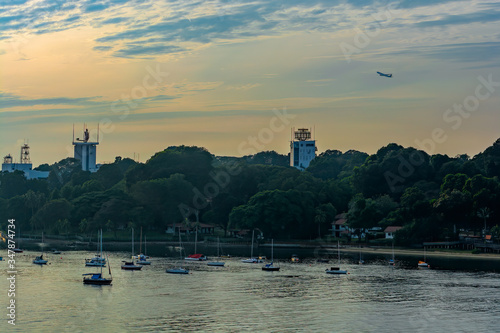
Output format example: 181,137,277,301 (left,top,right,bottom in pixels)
166,222,215,235
331,213,350,238
384,226,402,239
